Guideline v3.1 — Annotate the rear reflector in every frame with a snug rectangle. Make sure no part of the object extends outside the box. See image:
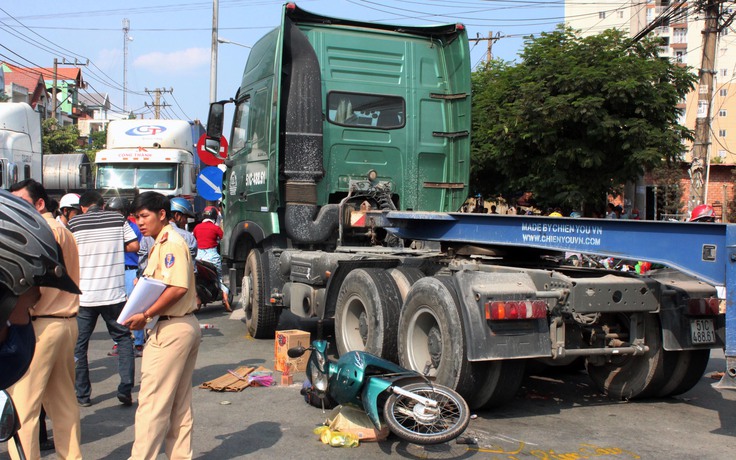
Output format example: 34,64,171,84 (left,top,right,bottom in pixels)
687,297,720,316
485,300,547,320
